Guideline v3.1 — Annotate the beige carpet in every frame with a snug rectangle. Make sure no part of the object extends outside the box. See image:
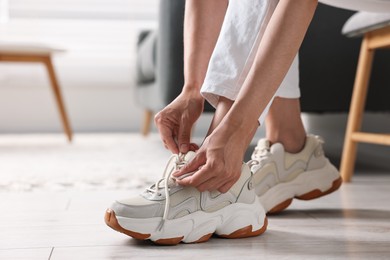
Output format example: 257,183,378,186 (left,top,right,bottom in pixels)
0,134,174,192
